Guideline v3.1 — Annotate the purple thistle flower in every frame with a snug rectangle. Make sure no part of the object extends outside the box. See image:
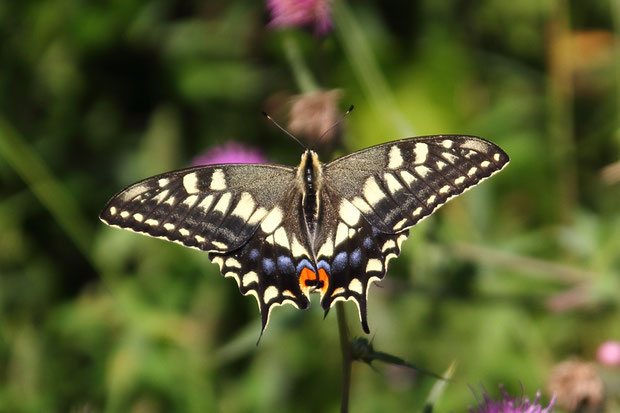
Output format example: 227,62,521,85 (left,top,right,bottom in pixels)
267,0,333,35
469,385,555,413
191,142,268,166
597,340,620,366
